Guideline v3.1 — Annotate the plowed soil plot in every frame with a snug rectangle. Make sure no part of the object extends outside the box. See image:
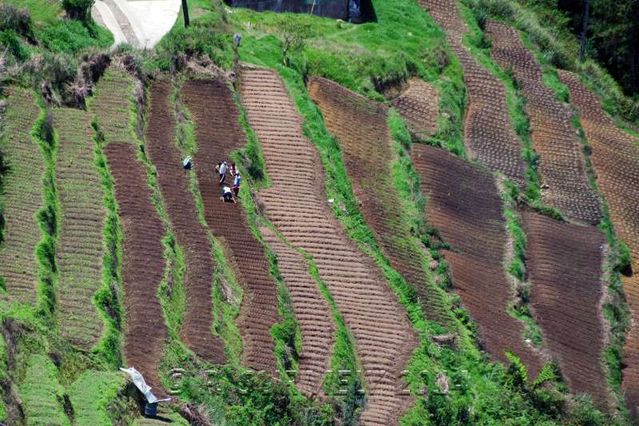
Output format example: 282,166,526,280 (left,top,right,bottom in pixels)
262,227,335,396
104,143,167,393
0,88,43,304
522,211,608,407
308,77,448,323
240,66,418,425
412,144,542,375
390,78,439,139
181,79,278,374
486,22,602,224
53,107,106,349
559,70,639,418
418,0,525,185
146,80,225,365
92,67,167,393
